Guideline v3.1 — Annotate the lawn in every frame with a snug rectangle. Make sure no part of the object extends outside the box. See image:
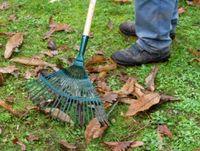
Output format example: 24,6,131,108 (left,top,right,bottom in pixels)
0,0,200,150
